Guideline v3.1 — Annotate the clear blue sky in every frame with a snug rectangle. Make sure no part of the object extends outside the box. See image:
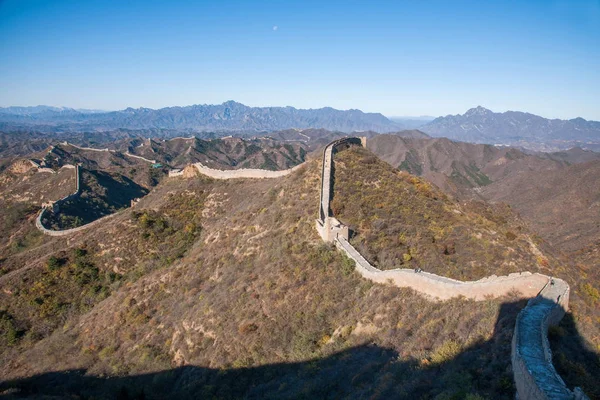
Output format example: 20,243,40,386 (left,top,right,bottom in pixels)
1,0,599,119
